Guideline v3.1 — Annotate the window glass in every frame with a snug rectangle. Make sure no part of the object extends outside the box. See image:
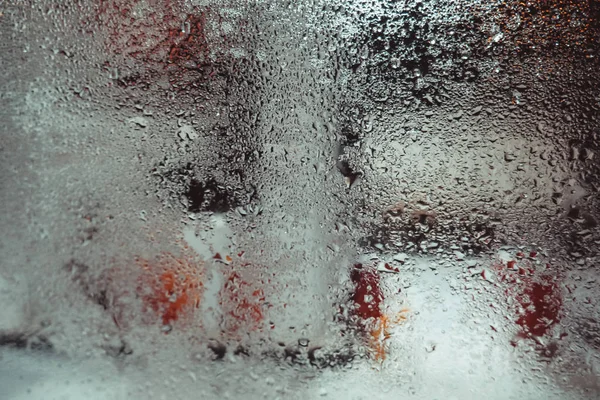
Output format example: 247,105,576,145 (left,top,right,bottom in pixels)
1,1,599,399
